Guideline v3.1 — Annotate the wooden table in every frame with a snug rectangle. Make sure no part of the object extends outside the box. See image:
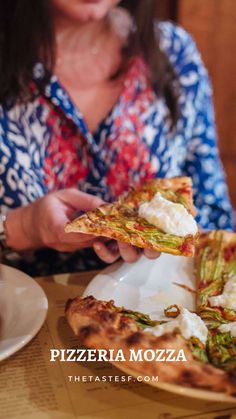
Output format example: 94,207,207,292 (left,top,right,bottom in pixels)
0,270,236,419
